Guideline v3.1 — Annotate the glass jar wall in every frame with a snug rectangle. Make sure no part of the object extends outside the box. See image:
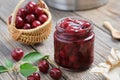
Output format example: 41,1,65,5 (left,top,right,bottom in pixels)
54,17,95,71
